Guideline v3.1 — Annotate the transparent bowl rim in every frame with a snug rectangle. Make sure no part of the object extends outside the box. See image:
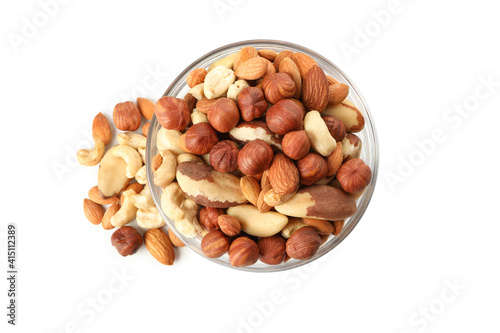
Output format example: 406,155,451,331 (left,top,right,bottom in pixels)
146,39,379,273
